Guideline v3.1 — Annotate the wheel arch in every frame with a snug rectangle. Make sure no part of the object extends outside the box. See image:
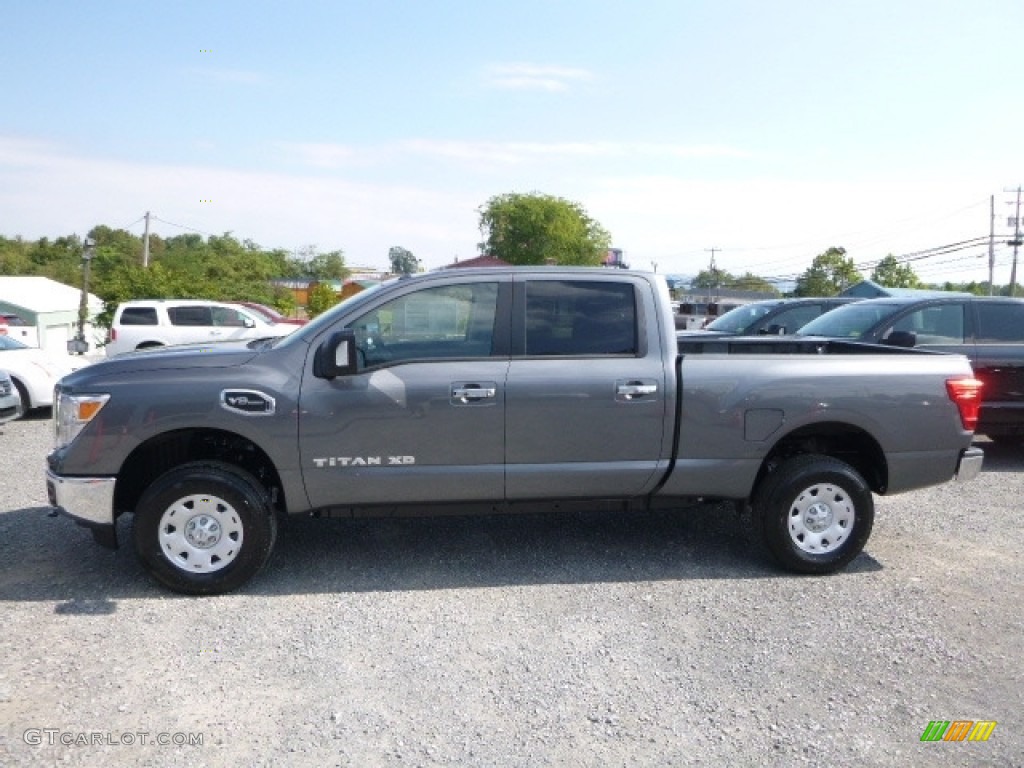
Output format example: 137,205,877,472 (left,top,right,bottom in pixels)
114,428,285,518
754,421,887,497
